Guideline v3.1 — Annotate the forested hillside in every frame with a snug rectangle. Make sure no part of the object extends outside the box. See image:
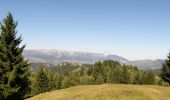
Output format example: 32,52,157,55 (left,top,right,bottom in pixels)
28,60,159,97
